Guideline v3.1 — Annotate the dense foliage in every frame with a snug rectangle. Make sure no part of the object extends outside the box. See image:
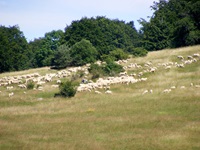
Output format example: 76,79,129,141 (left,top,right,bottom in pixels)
29,30,64,67
70,39,98,66
0,25,32,73
89,61,124,79
139,0,200,51
51,44,72,69
54,81,77,98
61,16,140,58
